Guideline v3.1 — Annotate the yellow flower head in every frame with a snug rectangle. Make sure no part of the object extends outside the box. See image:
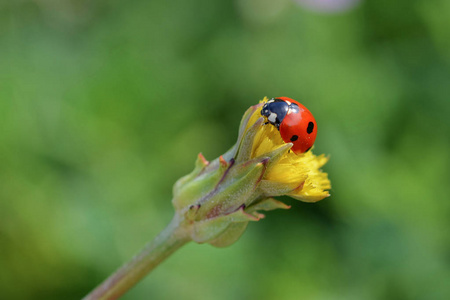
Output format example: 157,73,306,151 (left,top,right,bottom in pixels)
245,97,330,202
